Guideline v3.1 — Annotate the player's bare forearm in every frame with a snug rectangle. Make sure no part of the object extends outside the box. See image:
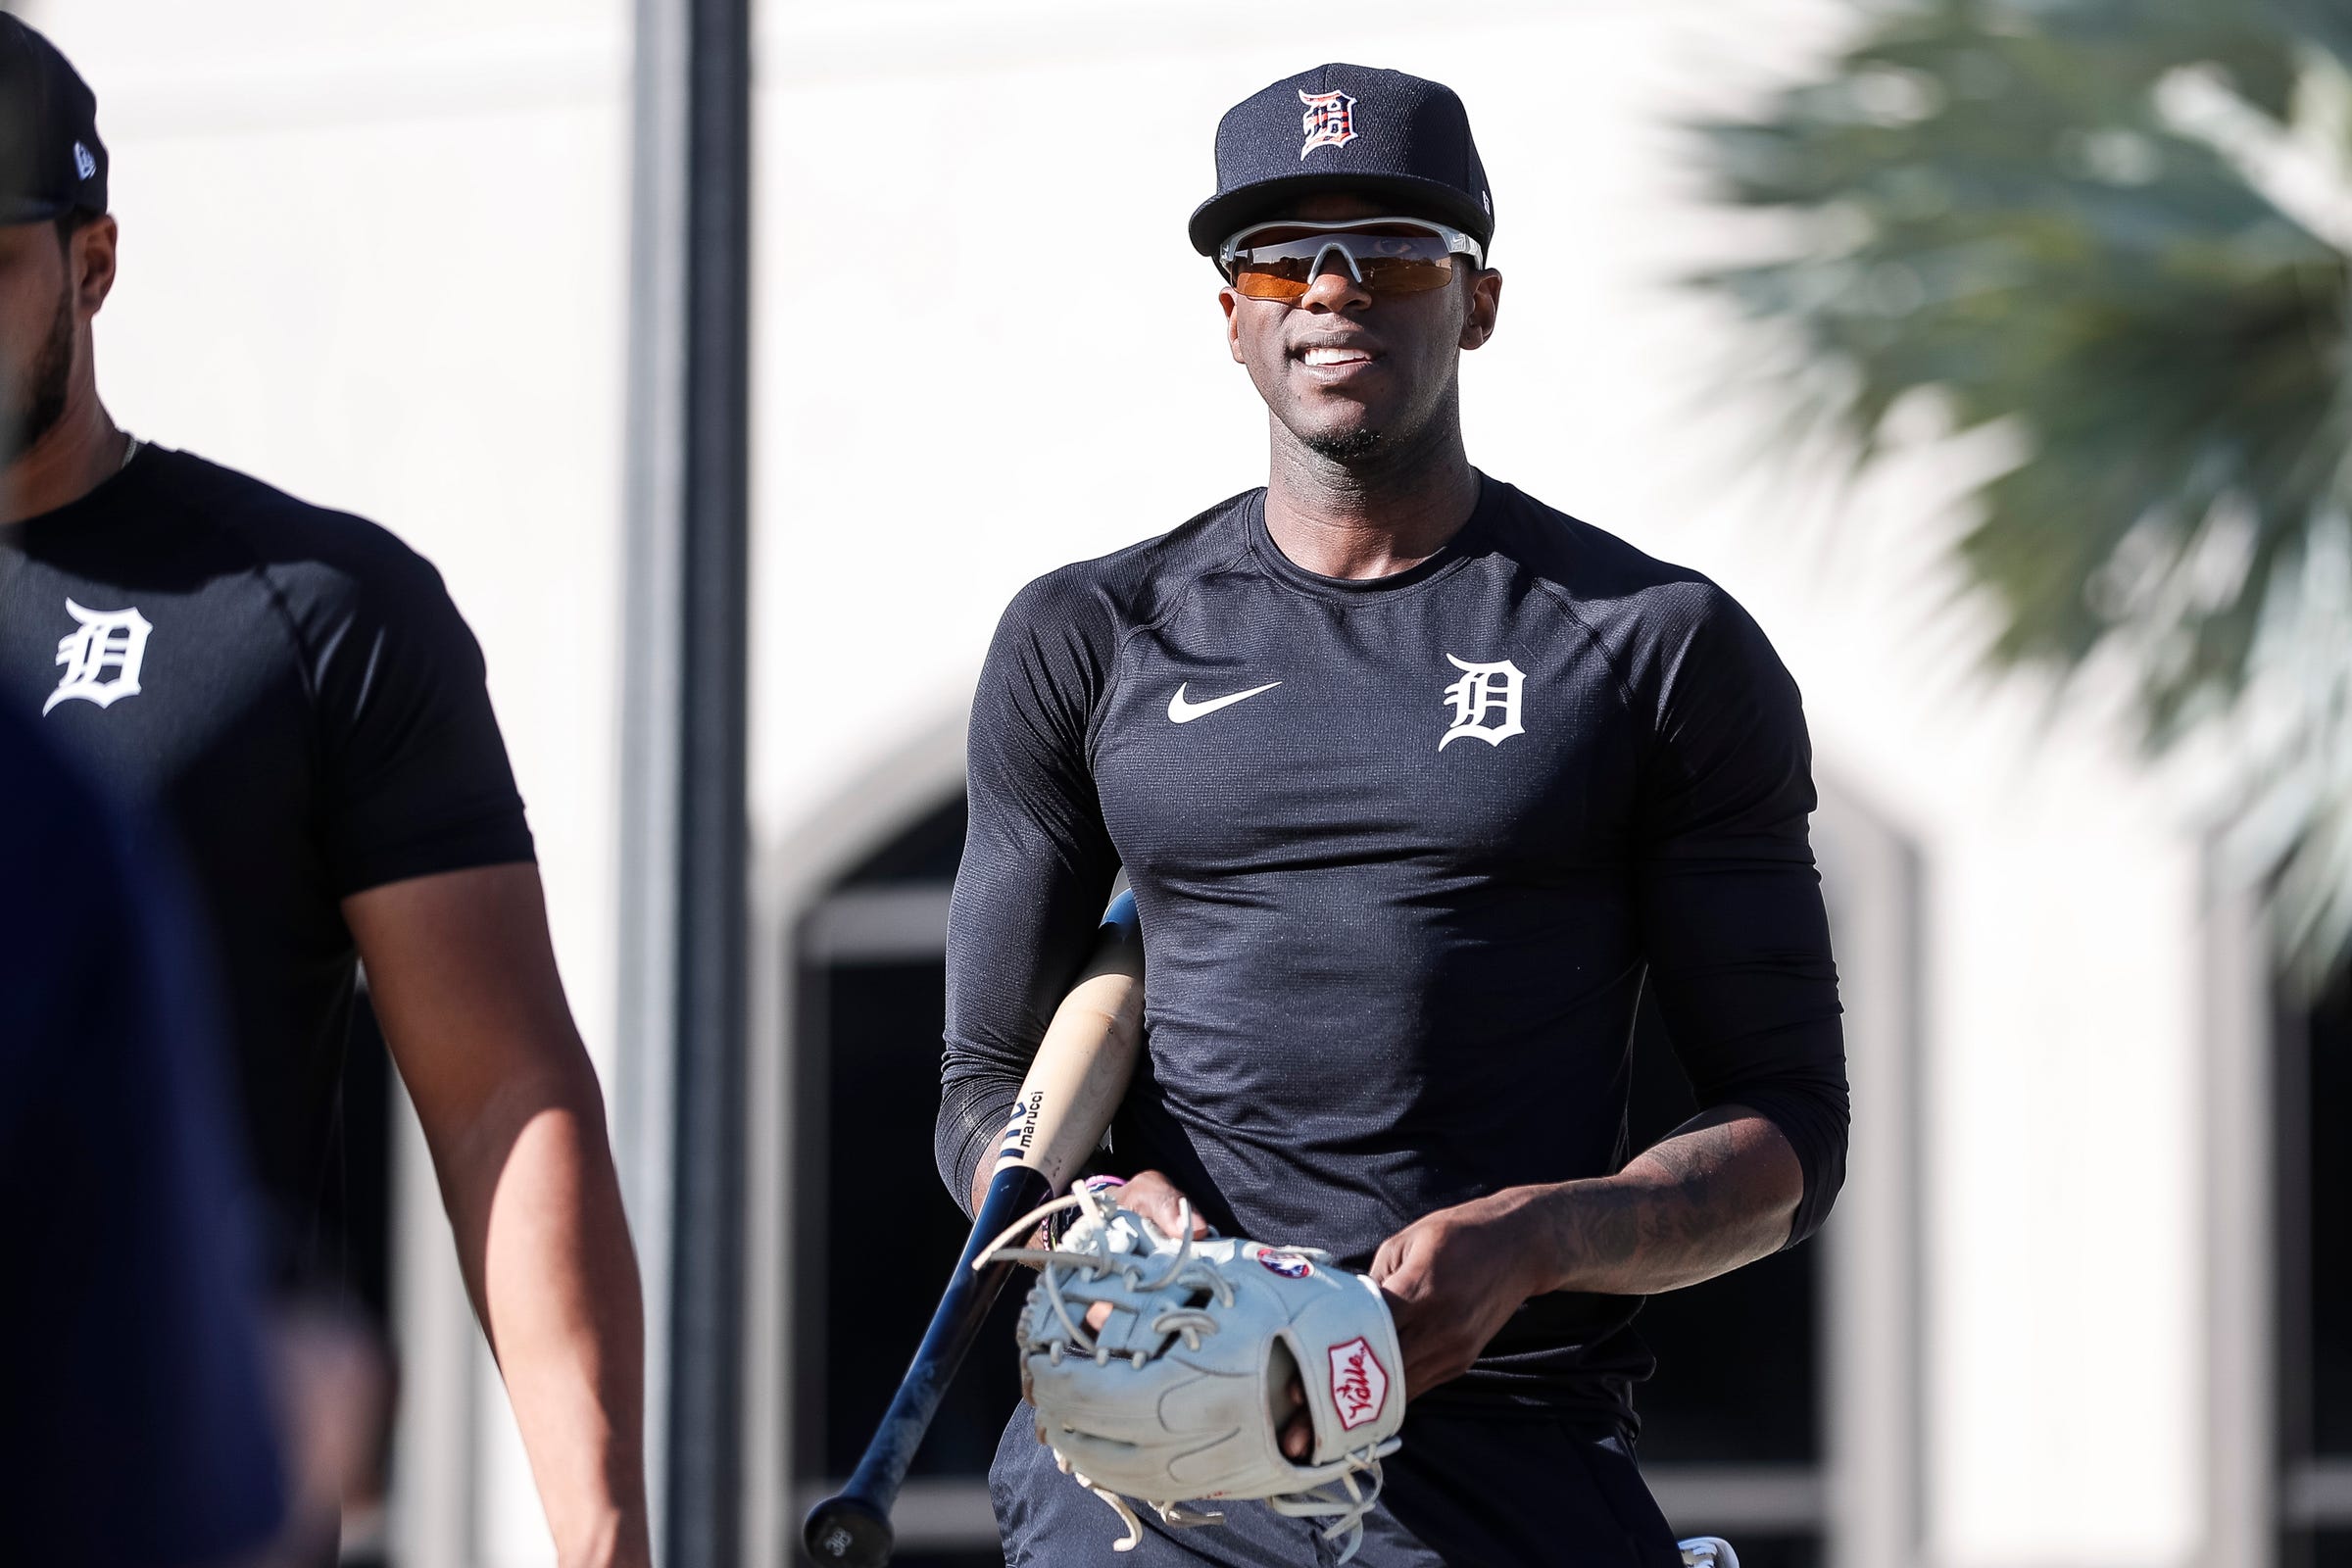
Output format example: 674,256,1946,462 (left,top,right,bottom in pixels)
1518,1104,1802,1295
1372,1104,1801,1397
437,1077,650,1568
348,865,652,1568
